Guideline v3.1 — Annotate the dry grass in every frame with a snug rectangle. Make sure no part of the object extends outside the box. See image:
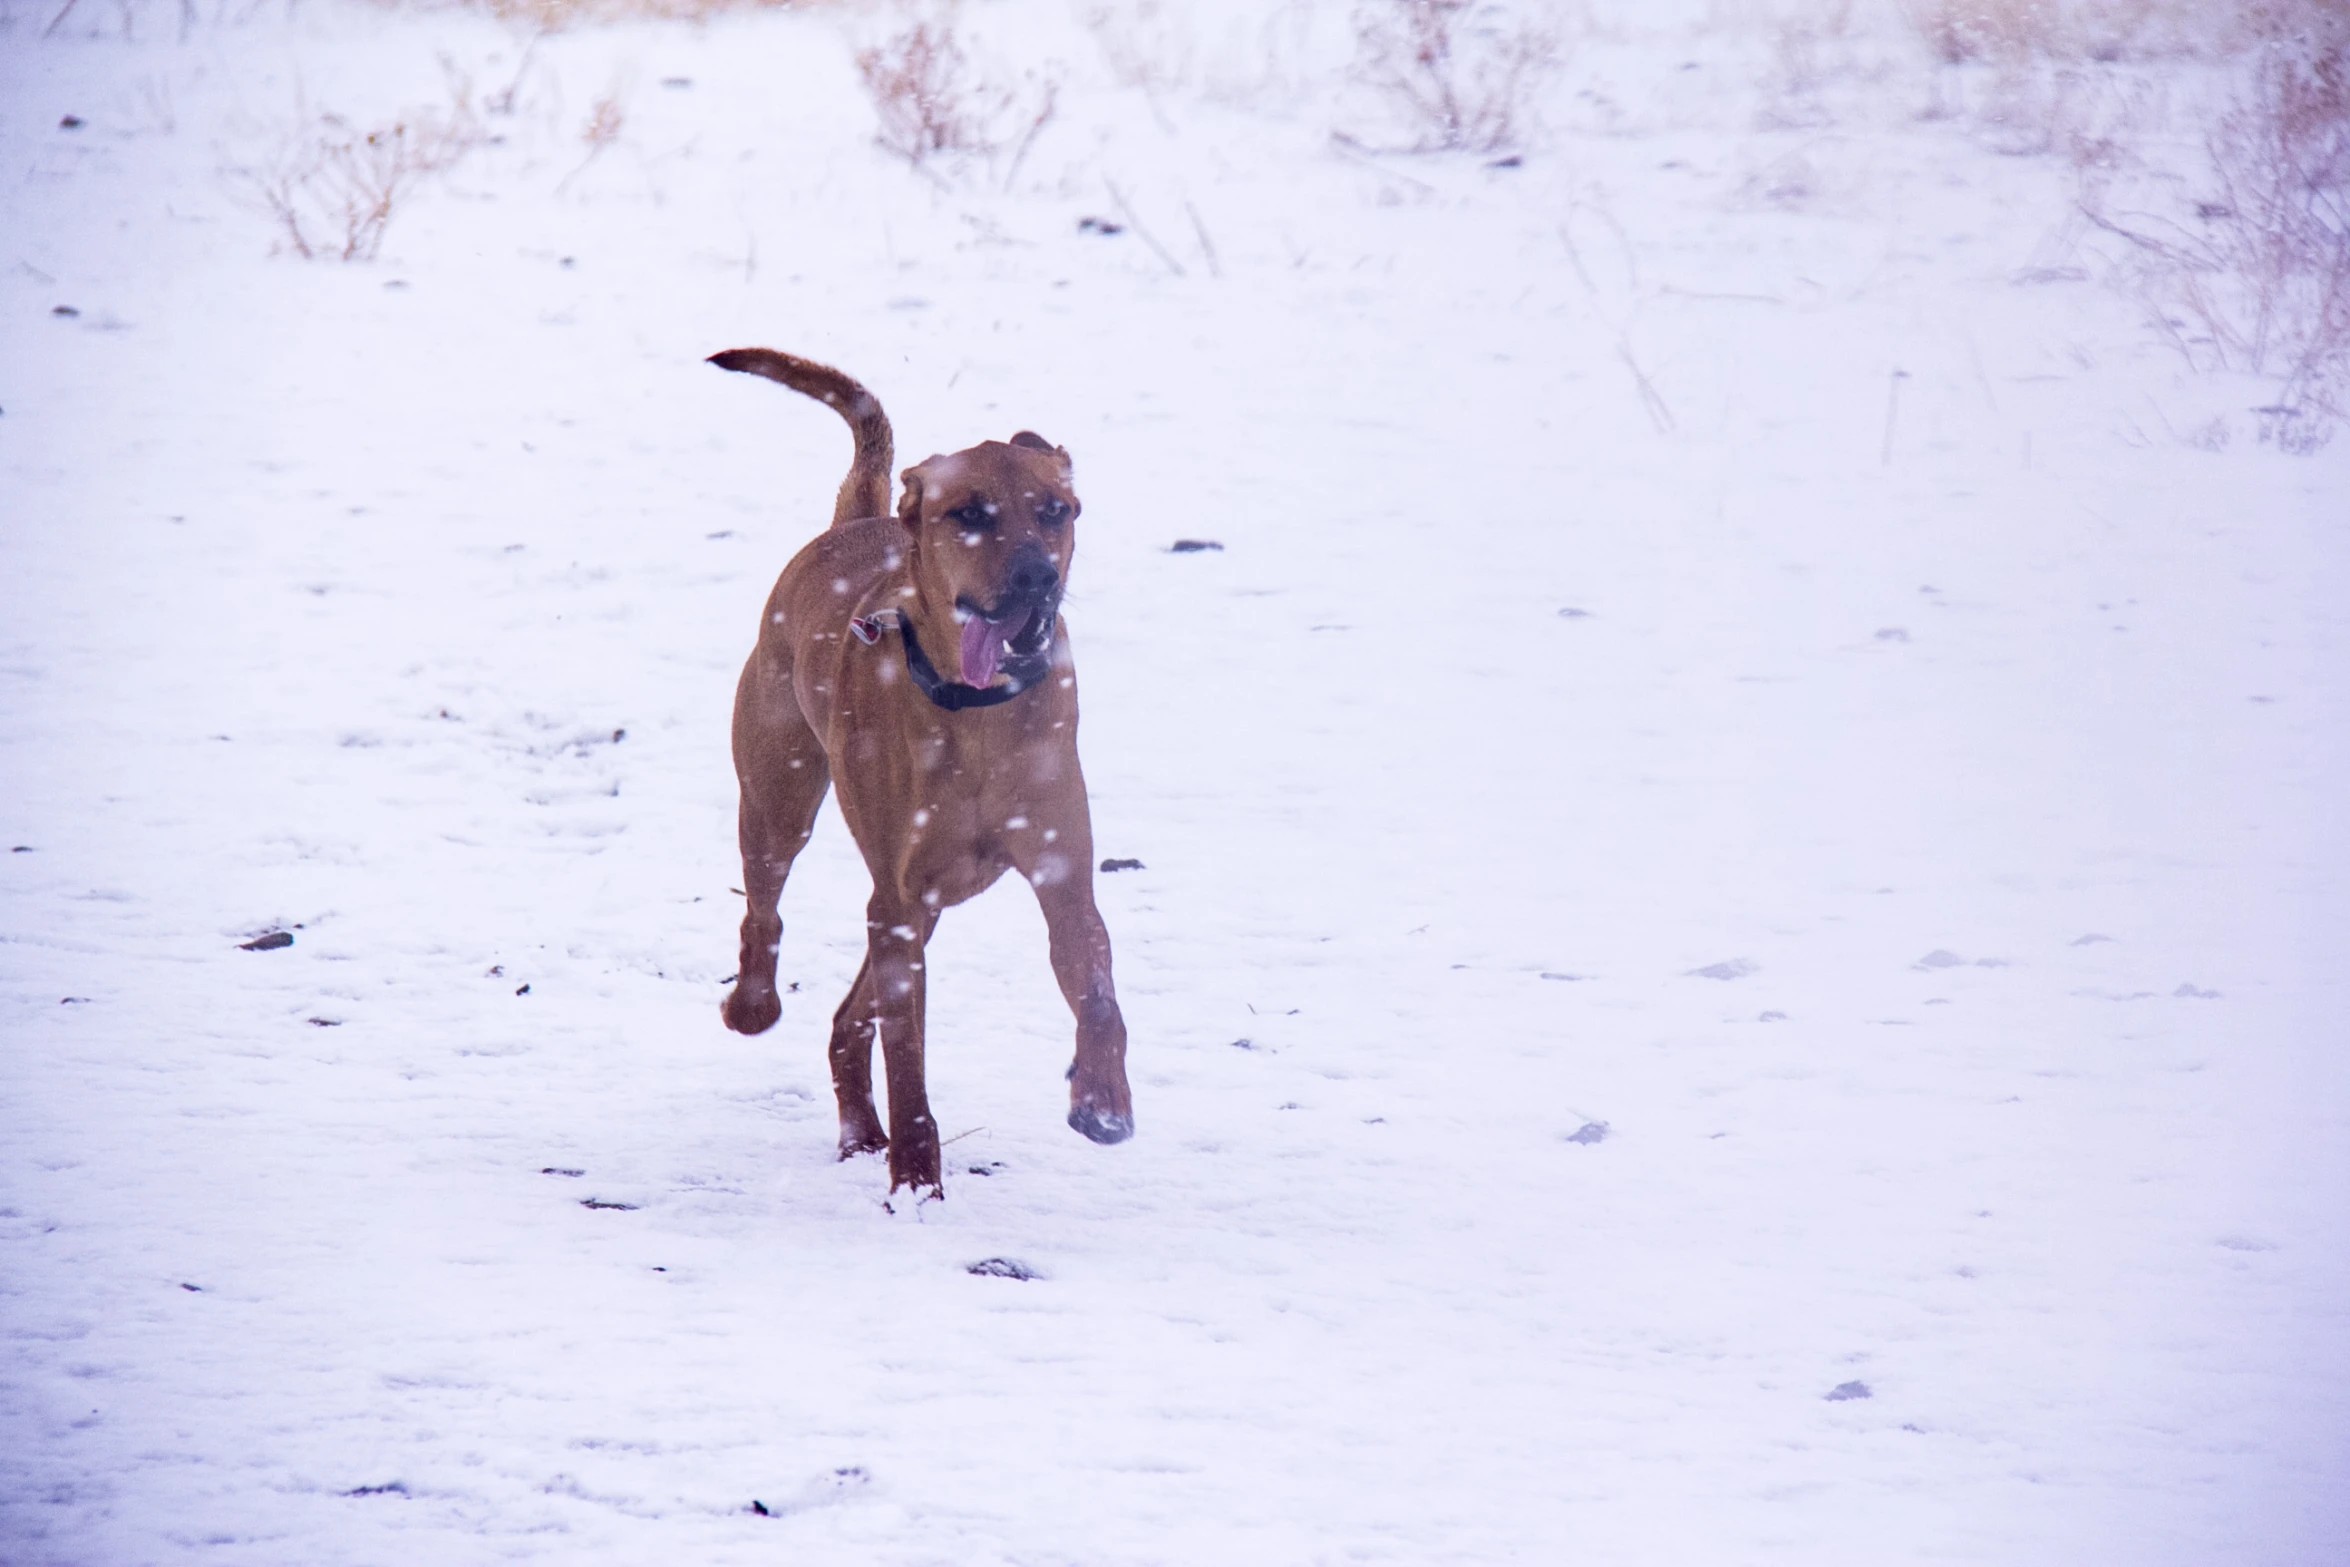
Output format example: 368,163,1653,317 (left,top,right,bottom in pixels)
855,8,1056,177
1086,0,1194,95
1900,0,2350,68
2088,38,2350,447
1898,0,2160,153
1899,0,2228,67
858,16,994,160
1754,0,1894,131
1349,0,1563,154
582,93,625,149
423,0,795,27
553,88,629,193
1896,0,2350,447
1087,0,1322,115
237,98,484,261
